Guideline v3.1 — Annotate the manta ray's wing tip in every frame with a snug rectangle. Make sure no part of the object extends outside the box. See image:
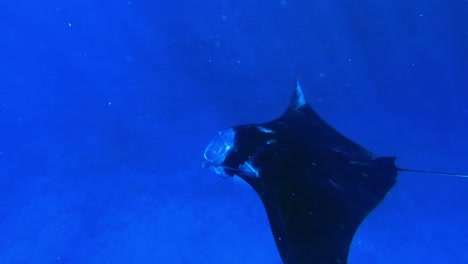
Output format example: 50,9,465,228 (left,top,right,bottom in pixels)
289,79,307,111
